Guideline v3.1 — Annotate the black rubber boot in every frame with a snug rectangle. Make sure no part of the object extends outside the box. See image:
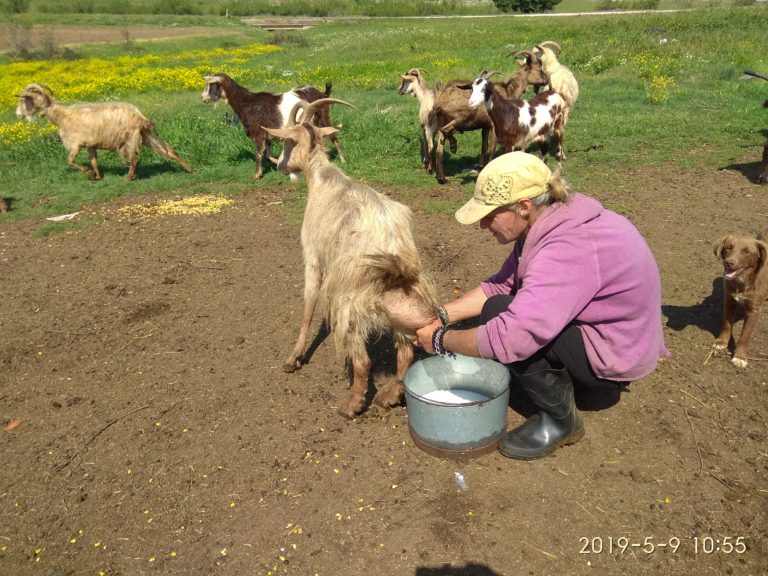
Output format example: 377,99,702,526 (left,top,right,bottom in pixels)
498,367,585,460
